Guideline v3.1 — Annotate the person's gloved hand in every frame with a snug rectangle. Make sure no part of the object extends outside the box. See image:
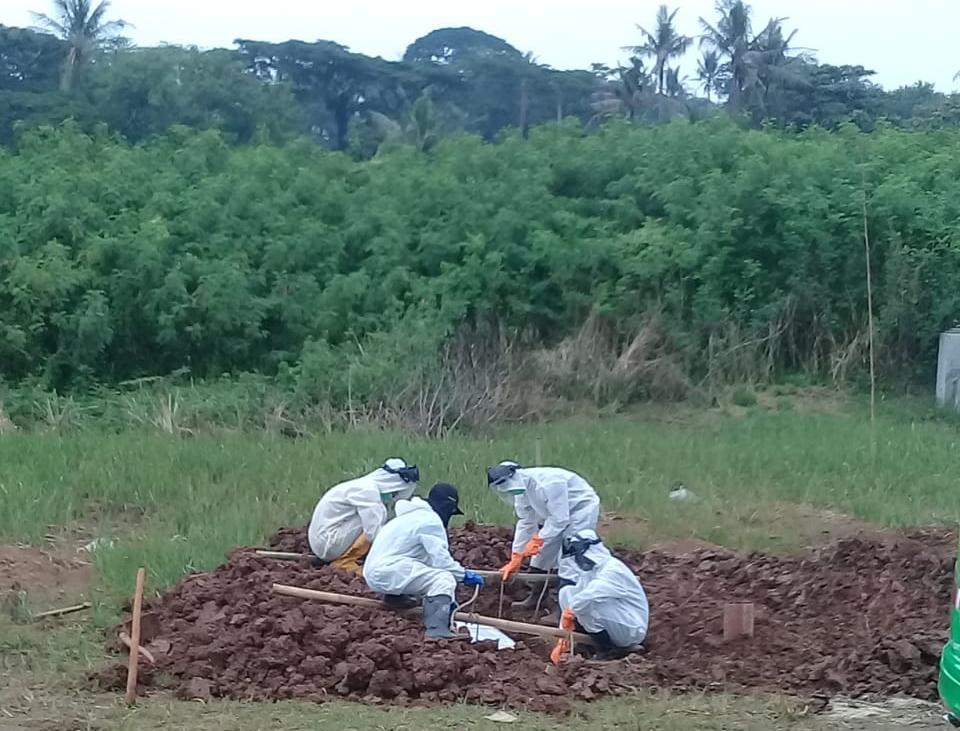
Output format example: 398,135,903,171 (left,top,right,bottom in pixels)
500,552,523,581
520,535,544,558
560,608,576,632
550,637,571,665
462,571,485,588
